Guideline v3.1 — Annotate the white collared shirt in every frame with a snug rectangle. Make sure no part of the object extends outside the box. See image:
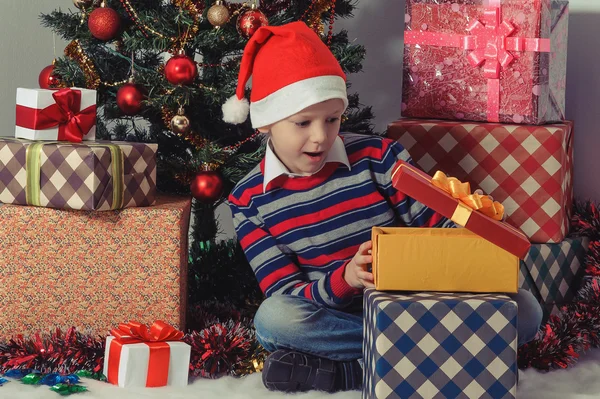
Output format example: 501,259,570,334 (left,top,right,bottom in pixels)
263,136,351,192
